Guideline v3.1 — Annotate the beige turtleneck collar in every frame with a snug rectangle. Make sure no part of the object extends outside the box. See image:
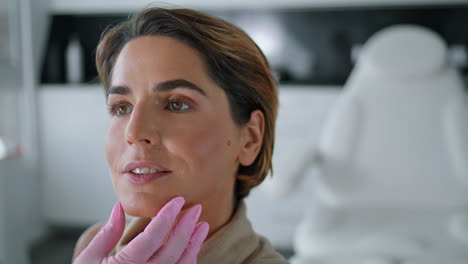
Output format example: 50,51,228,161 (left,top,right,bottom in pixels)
111,201,288,264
